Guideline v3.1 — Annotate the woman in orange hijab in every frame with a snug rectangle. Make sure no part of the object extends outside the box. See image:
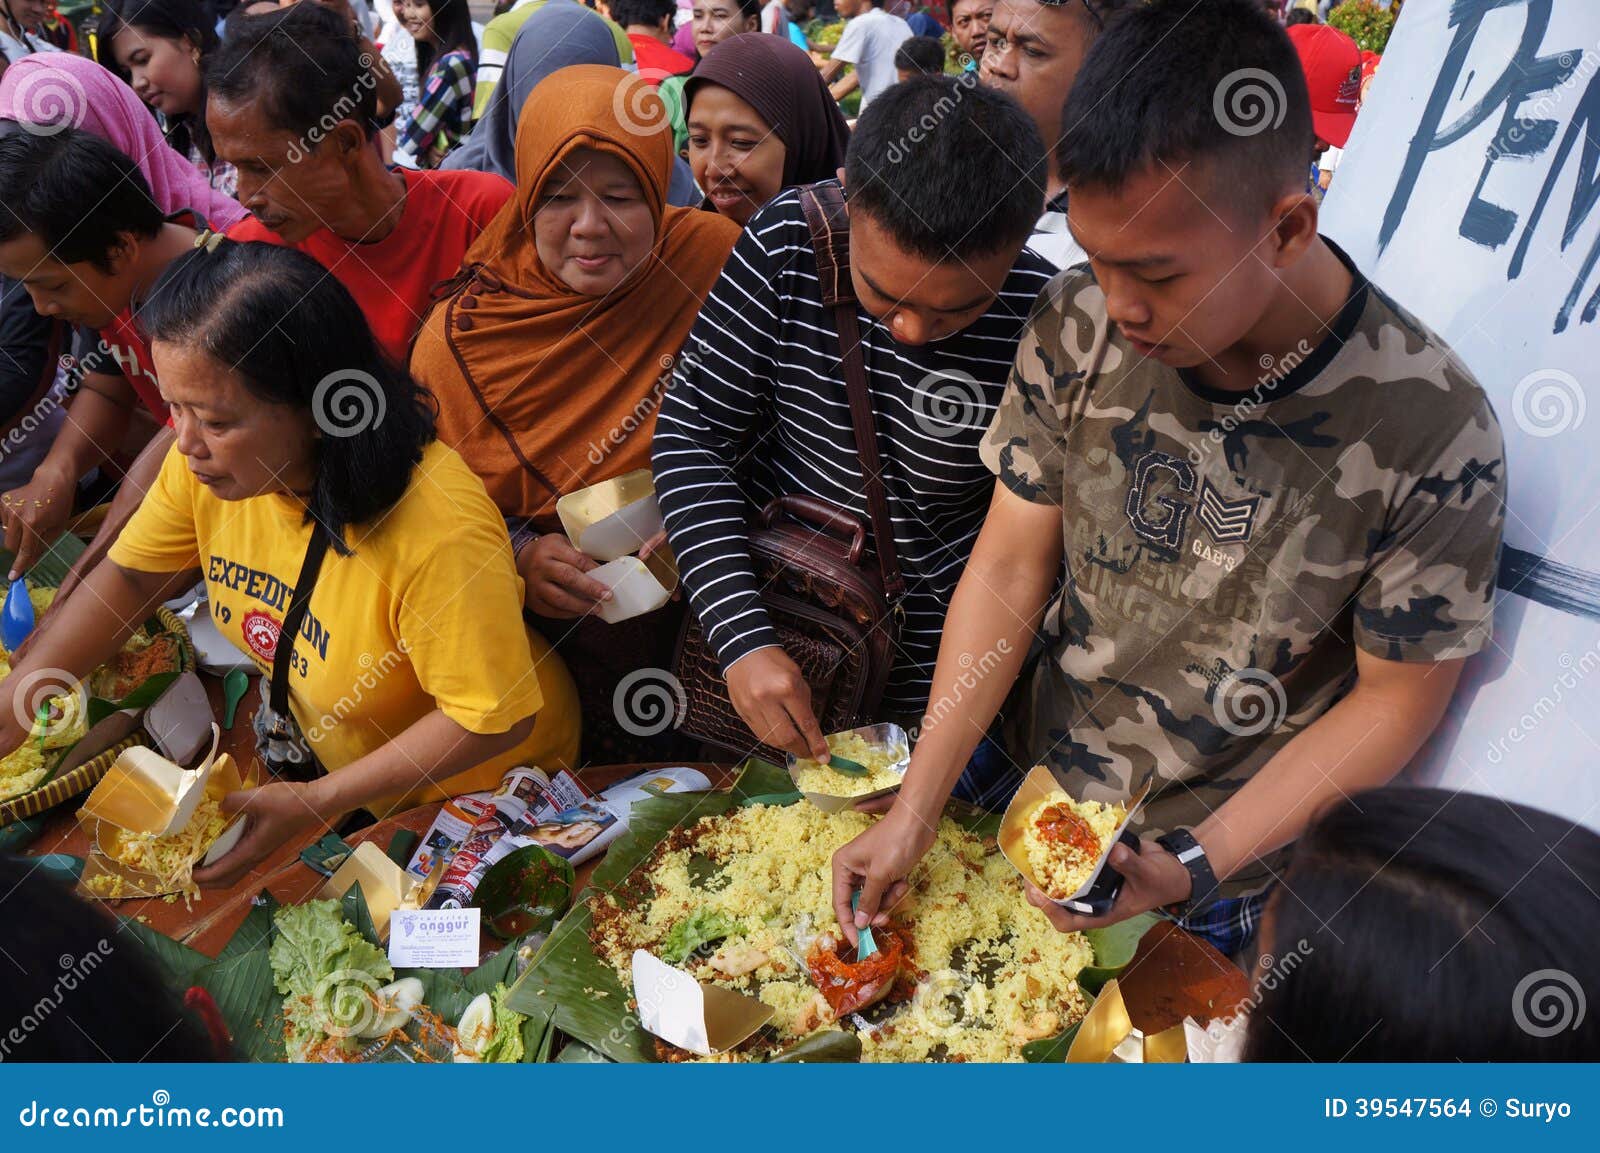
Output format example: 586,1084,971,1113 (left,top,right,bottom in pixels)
411,64,740,763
